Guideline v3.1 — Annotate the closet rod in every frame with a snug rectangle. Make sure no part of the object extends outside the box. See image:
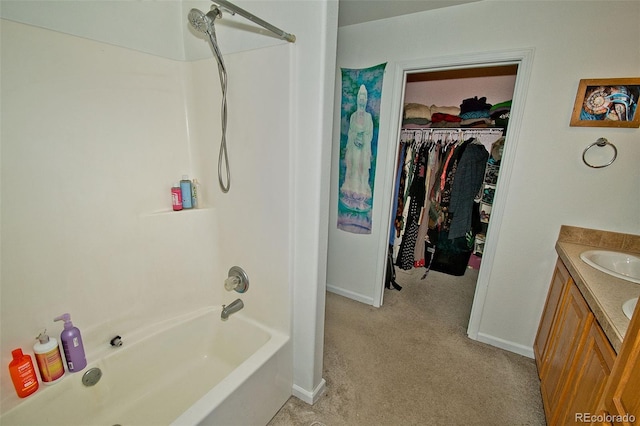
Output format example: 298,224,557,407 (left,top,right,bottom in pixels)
401,127,504,133
400,127,504,145
400,127,503,139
